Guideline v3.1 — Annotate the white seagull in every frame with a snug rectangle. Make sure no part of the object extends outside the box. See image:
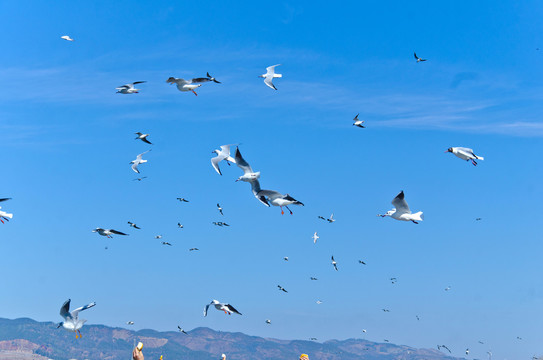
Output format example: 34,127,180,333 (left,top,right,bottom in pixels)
446,147,484,166
414,52,427,62
353,114,365,128
135,132,152,144
211,144,236,175
57,299,96,339
265,319,271,324
259,64,282,90
130,150,151,173
331,256,338,271
61,35,74,41
378,191,424,224
166,73,219,96
0,207,13,224
116,81,146,94
312,232,319,244
204,300,242,316
92,228,128,238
